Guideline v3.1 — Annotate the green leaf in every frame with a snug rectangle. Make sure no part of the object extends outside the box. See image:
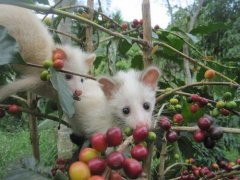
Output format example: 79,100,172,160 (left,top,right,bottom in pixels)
0,26,25,65
123,35,132,44
167,34,184,50
190,23,231,35
93,56,105,69
45,100,58,114
38,119,58,130
186,33,200,43
34,0,49,5
118,38,132,54
50,68,75,118
131,54,143,70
